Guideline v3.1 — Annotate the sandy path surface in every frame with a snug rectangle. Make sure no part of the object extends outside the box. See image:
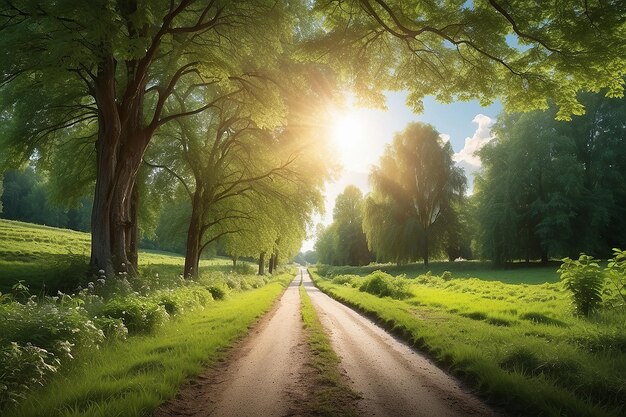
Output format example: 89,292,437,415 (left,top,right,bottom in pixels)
302,269,498,417
154,276,310,417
